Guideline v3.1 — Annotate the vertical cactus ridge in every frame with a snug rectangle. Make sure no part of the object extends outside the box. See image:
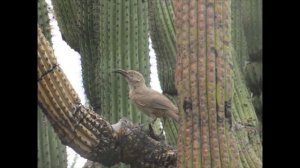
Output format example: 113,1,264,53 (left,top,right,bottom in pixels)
148,0,177,94
174,1,191,167
148,0,179,146
106,0,117,122
38,107,68,168
38,108,51,168
38,111,43,168
196,1,211,167
205,0,223,167
188,1,199,167
174,0,261,167
38,1,68,167
231,0,262,121
224,49,262,167
162,94,179,146
59,143,68,168
120,0,129,121
52,4,152,168
78,0,101,114
48,125,59,167
231,0,248,71
138,0,151,123
232,0,262,155
38,0,52,45
164,119,179,145
224,126,241,167
215,0,231,167
52,0,151,126
241,0,262,57
96,0,151,124
41,110,52,168
232,64,262,160
51,0,80,51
